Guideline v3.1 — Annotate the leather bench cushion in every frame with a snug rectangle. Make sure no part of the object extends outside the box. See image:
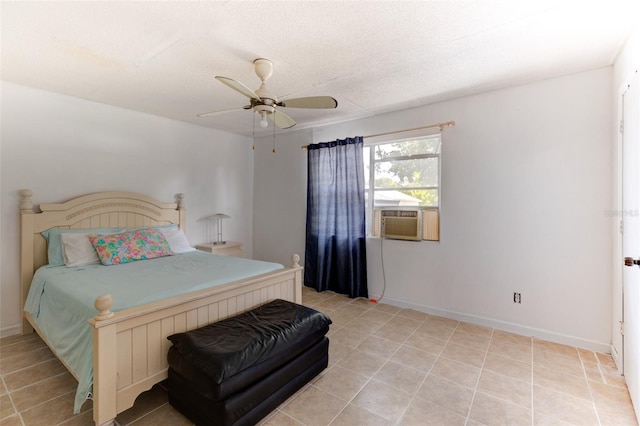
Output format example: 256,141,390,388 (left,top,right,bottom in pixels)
167,299,331,400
